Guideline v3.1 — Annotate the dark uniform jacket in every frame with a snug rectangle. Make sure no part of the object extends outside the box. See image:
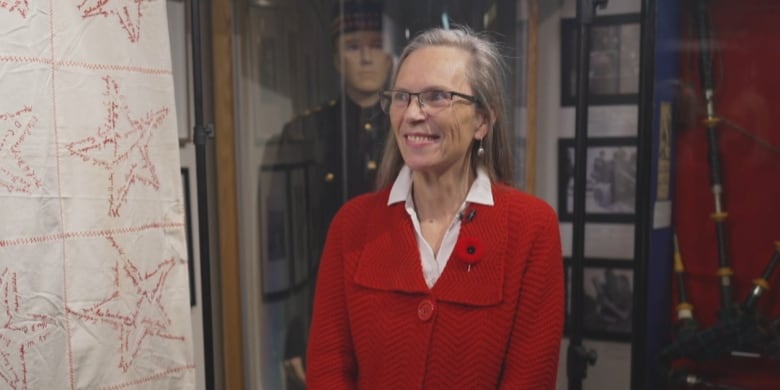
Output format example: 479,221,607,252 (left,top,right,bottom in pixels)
265,97,388,382
267,97,389,267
